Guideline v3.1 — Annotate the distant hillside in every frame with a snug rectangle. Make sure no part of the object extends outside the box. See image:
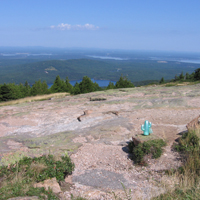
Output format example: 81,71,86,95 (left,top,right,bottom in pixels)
0,58,197,84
